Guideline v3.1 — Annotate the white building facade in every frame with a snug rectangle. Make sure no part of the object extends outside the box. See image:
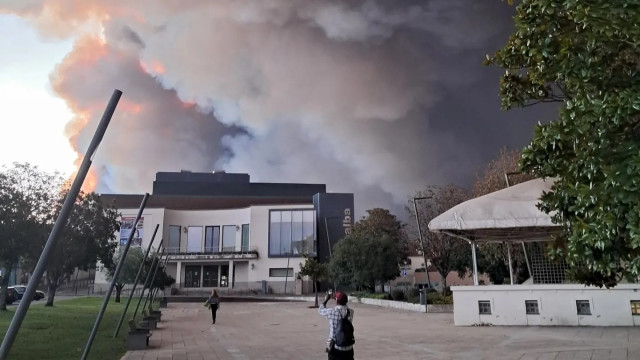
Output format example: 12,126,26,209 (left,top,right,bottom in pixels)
94,171,354,295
